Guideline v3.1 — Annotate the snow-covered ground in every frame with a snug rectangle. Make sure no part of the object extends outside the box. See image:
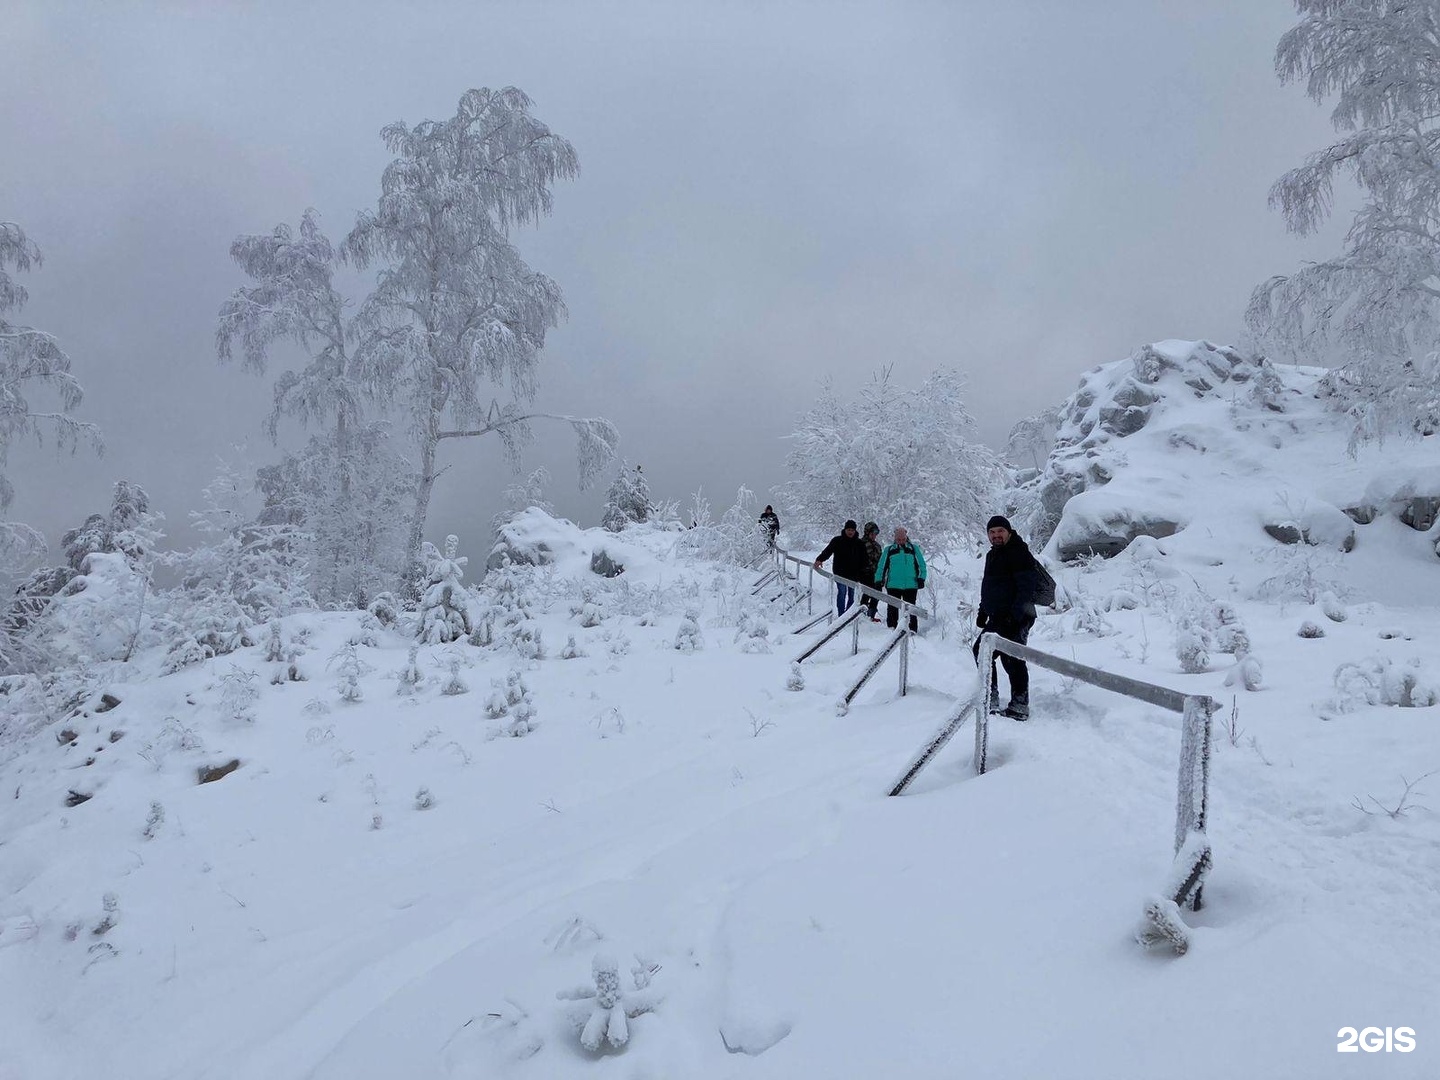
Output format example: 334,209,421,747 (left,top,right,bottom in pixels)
5,347,1440,1078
